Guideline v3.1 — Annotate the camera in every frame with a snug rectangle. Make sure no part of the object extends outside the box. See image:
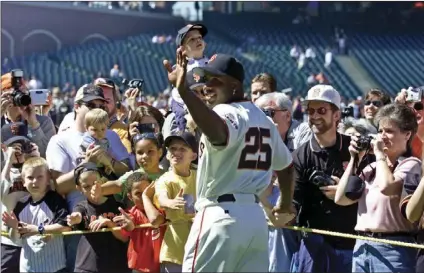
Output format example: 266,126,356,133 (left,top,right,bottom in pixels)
406,86,424,102
136,123,156,134
309,170,335,187
10,69,31,107
122,78,144,89
341,106,354,119
356,135,373,151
